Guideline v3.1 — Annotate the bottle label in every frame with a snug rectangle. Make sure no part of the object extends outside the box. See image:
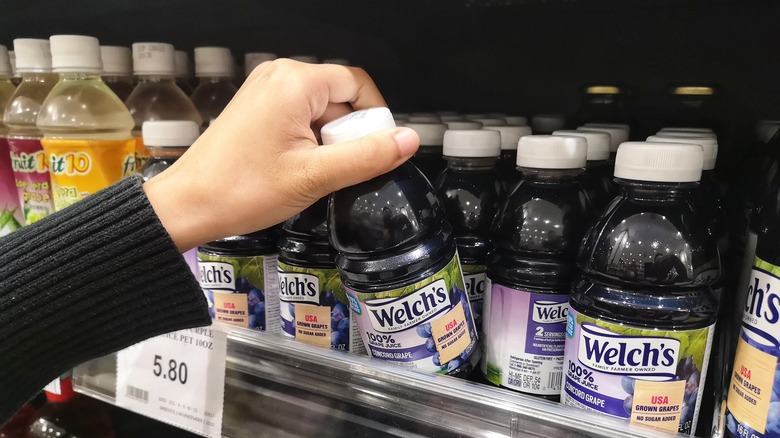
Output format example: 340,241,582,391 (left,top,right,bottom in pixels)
0,138,23,235
483,282,567,395
562,307,714,435
7,138,55,224
134,136,150,173
277,262,365,354
726,258,780,438
197,252,280,333
345,253,479,373
40,138,136,211
462,264,486,333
